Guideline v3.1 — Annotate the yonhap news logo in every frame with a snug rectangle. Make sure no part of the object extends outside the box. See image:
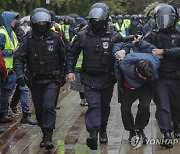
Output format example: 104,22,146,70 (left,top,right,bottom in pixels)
146,138,180,145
